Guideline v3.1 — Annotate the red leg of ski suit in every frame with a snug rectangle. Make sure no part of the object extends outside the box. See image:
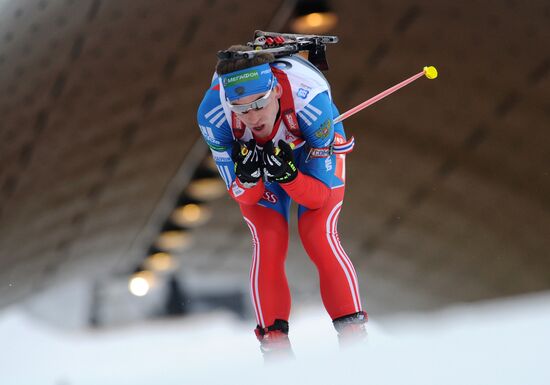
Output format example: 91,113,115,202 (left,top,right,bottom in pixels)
239,177,362,328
